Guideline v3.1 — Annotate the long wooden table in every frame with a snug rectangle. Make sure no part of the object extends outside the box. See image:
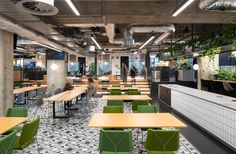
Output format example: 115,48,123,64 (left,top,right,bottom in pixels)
46,87,87,118
13,85,47,95
107,87,150,92
120,82,149,85
0,117,29,134
88,113,187,128
102,95,151,100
